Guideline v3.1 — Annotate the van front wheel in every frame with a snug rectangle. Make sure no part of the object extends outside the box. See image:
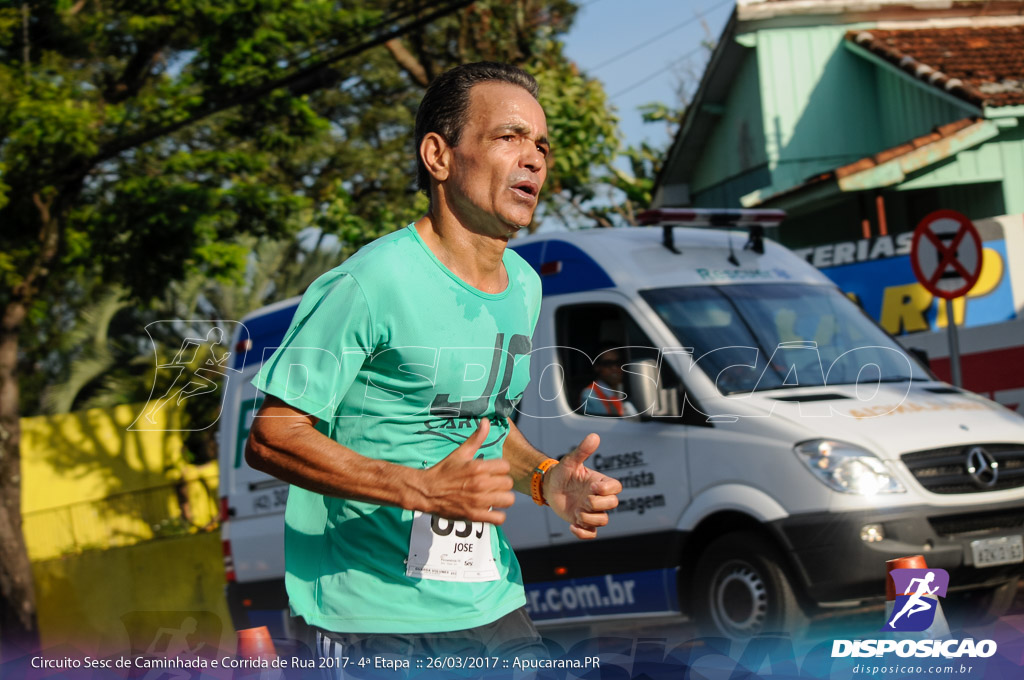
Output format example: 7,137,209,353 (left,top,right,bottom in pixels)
692,532,806,638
